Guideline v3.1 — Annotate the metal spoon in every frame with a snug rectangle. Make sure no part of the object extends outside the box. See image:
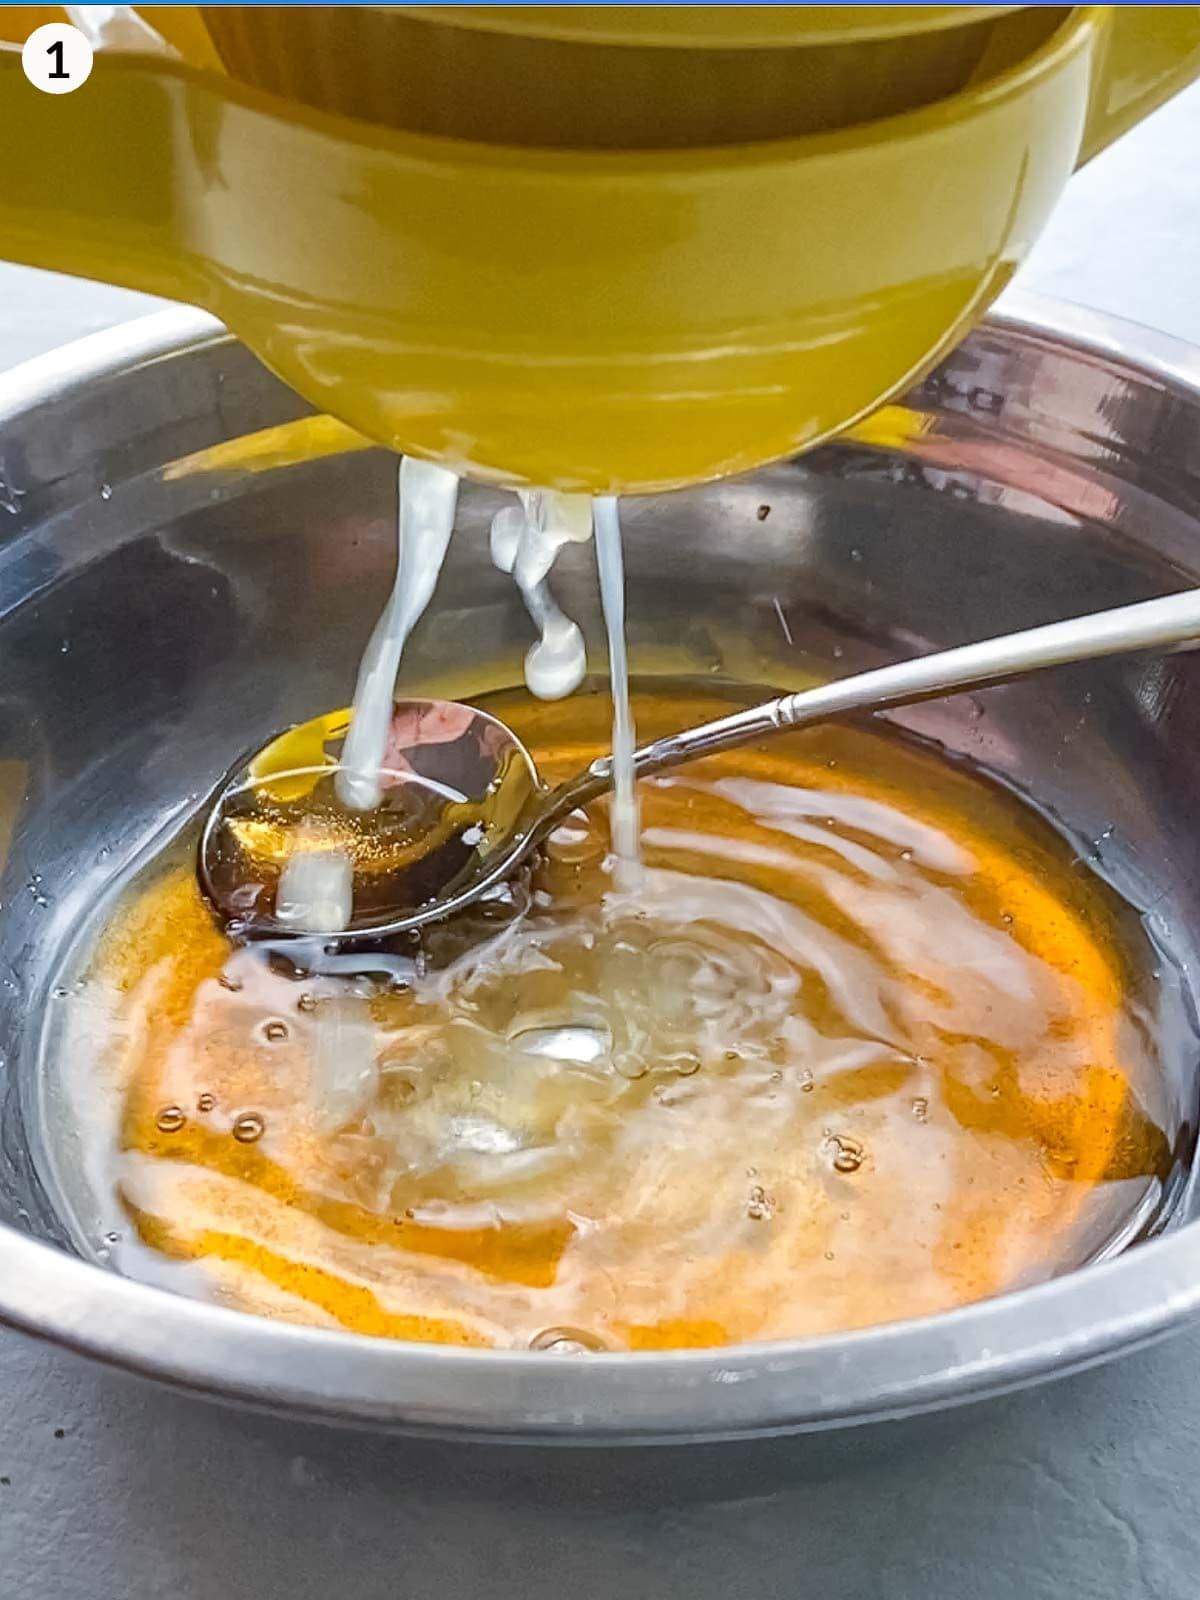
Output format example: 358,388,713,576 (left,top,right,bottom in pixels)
200,588,1200,943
